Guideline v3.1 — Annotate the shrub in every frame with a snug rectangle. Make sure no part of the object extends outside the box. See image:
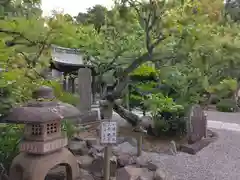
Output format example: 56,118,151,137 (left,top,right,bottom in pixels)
43,80,79,106
210,94,220,104
129,81,158,110
130,64,157,81
216,99,236,112
61,120,77,138
129,94,144,109
144,93,186,136
207,79,238,99
0,124,23,171
58,92,79,106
